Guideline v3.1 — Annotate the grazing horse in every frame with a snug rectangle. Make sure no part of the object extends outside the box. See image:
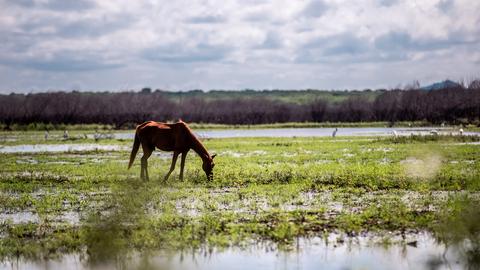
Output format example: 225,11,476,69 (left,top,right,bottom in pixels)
128,120,216,181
